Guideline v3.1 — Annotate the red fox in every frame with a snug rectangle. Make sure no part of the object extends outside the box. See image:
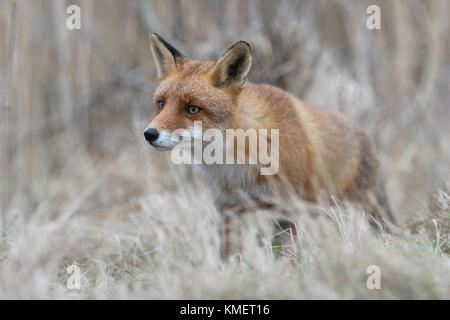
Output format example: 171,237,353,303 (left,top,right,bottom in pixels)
144,33,394,258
